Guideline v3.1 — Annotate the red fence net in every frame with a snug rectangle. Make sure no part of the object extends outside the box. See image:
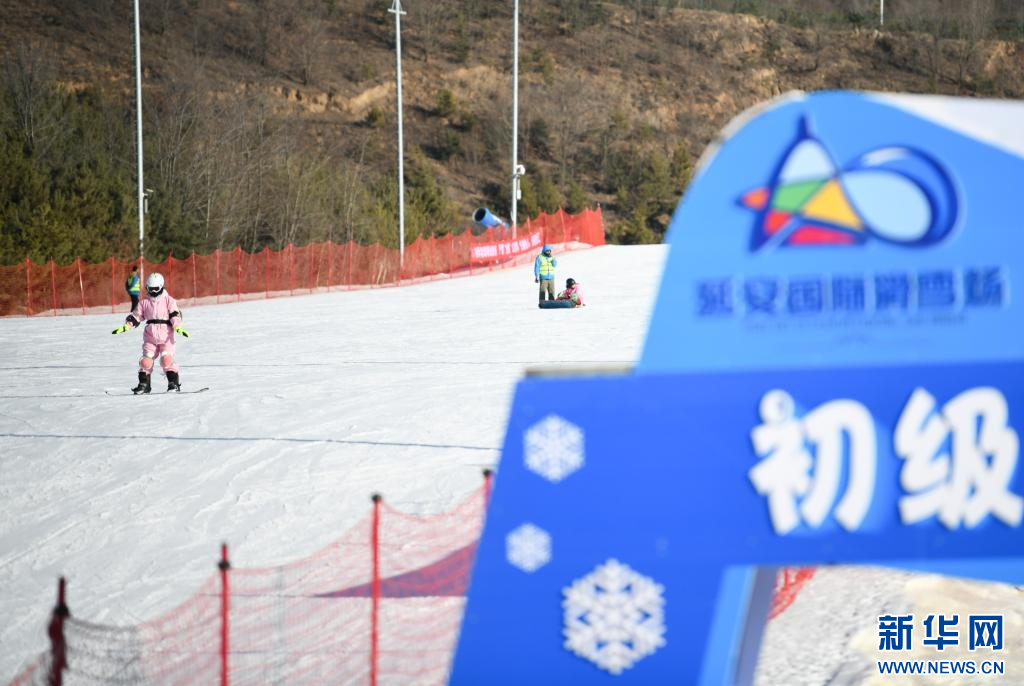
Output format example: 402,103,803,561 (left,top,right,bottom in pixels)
9,481,489,686
0,208,606,317
7,472,814,686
